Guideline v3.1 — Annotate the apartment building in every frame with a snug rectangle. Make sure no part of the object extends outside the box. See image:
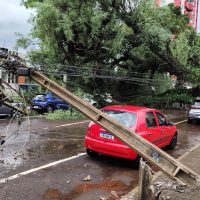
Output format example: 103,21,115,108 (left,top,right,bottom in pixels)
0,50,26,85
155,0,199,31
